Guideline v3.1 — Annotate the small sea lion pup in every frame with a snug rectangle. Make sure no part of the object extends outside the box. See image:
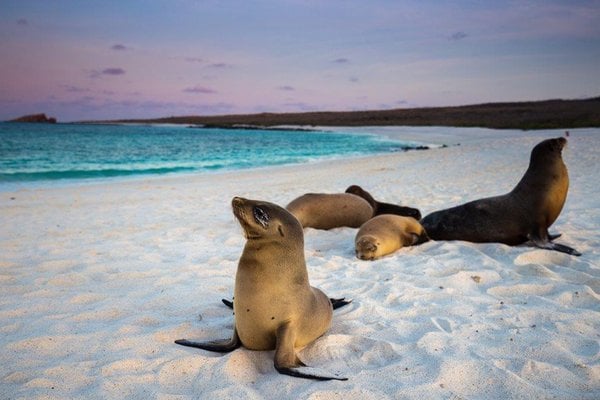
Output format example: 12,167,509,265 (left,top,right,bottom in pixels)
175,197,349,381
286,192,373,229
345,184,422,220
355,215,429,260
420,137,581,256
